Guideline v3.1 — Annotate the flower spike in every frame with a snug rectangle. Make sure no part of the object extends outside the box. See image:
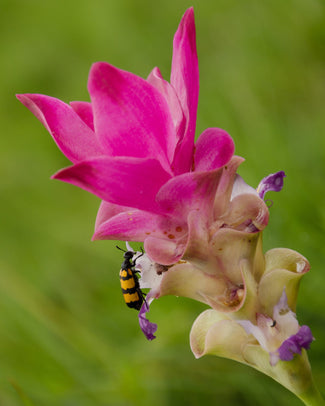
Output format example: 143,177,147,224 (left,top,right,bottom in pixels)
17,7,322,405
